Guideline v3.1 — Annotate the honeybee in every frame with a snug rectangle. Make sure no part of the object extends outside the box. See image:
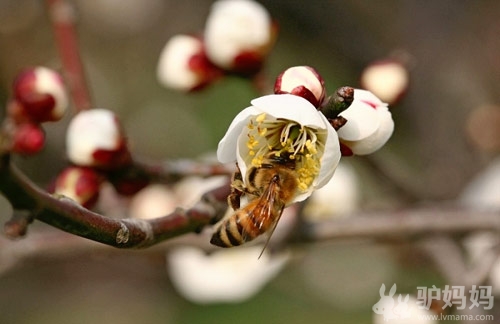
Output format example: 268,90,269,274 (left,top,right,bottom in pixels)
210,153,299,253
